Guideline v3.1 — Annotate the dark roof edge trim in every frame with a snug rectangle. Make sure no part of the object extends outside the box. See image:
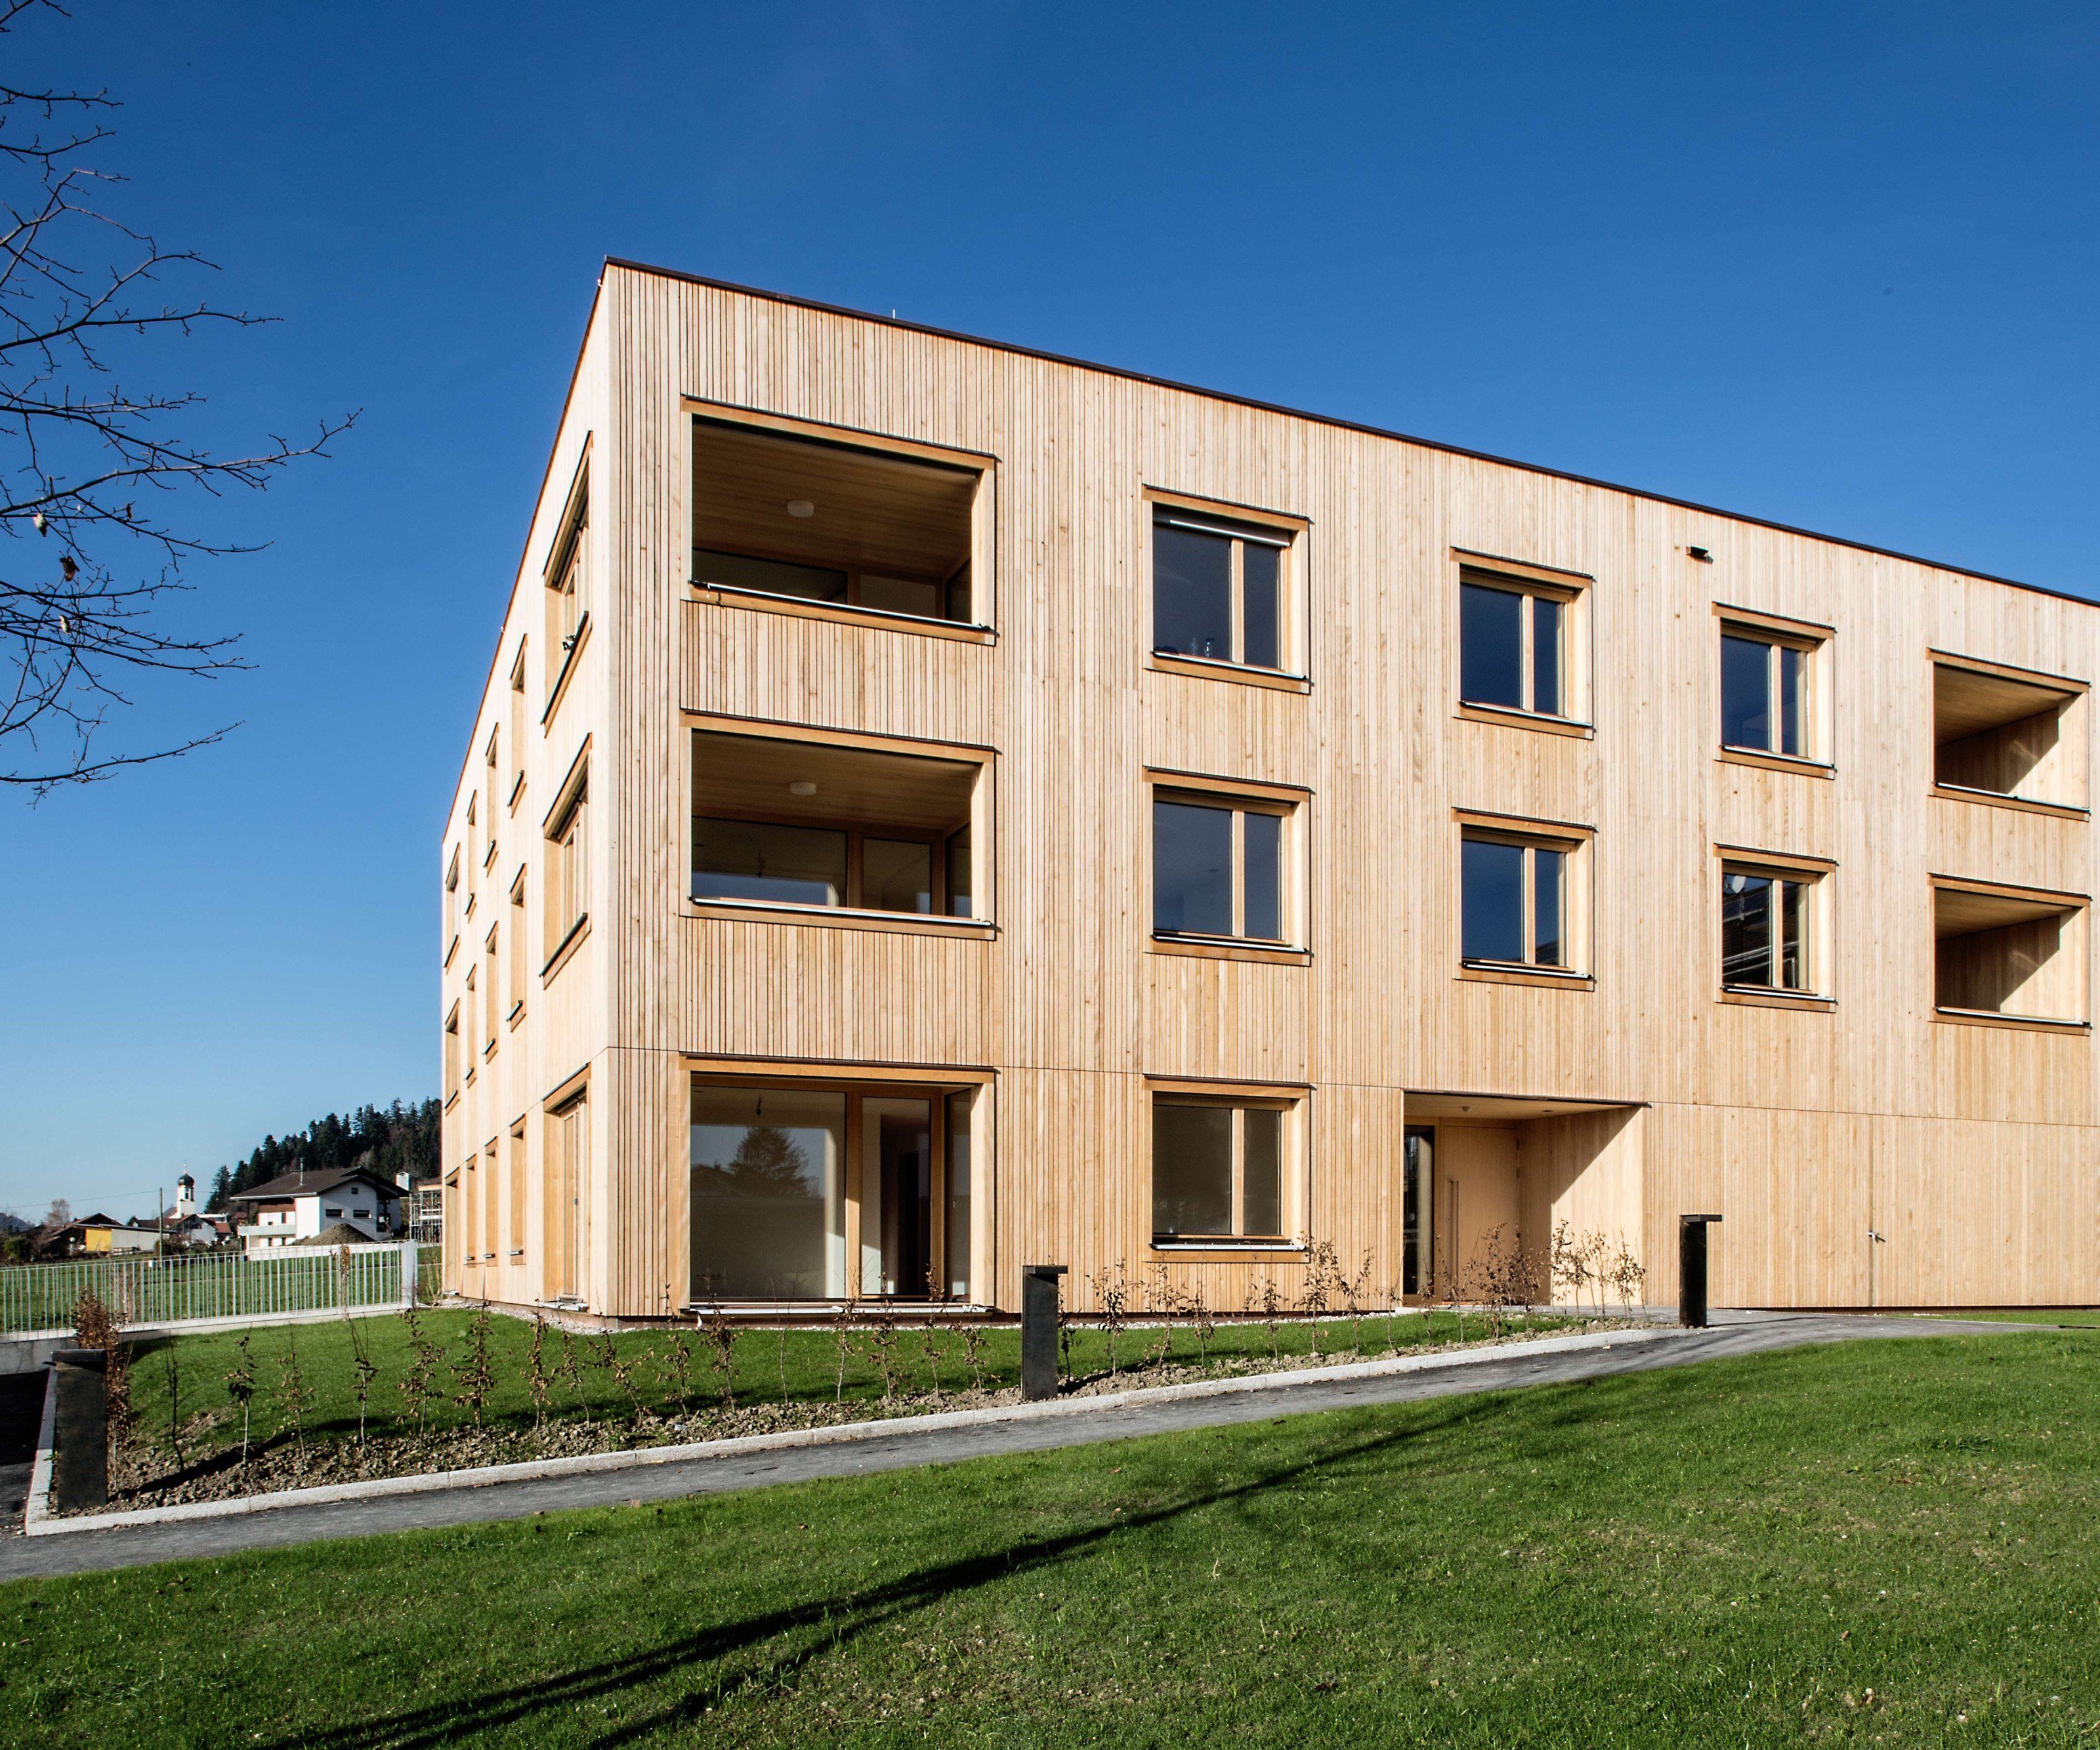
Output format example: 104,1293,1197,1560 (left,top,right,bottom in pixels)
605,256,2091,611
